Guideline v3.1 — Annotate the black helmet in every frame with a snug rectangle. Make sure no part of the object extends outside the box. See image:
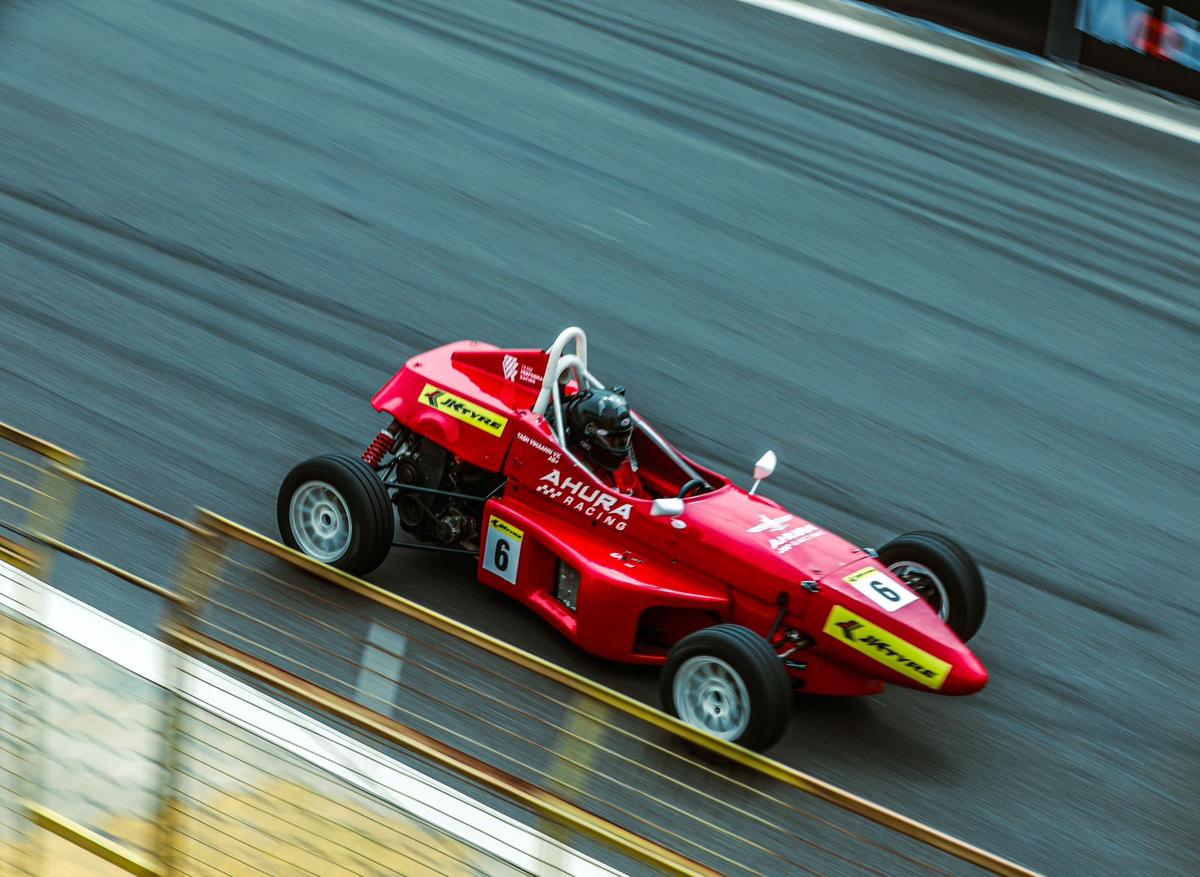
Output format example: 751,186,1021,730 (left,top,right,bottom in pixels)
564,387,633,471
